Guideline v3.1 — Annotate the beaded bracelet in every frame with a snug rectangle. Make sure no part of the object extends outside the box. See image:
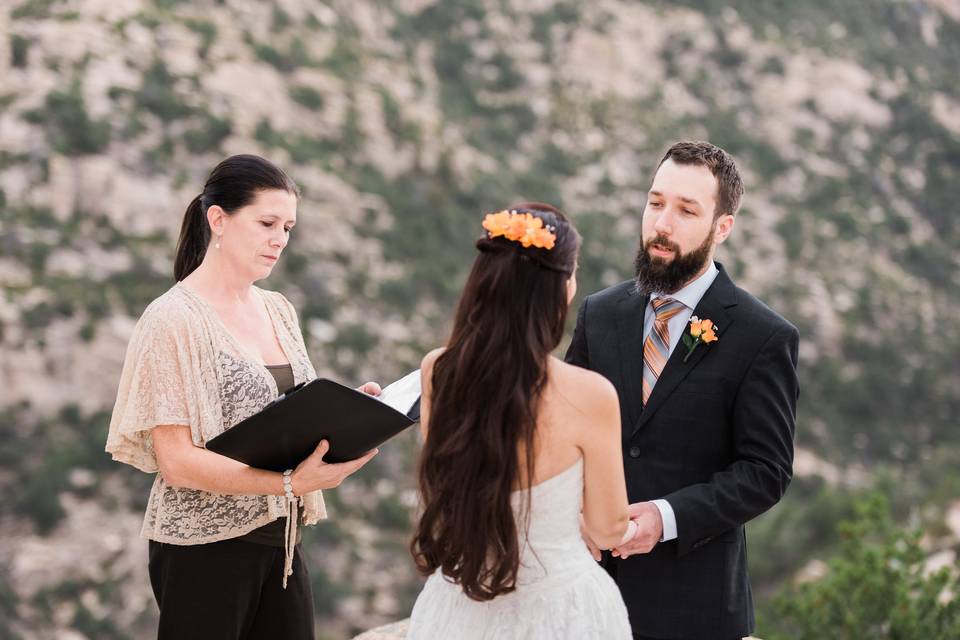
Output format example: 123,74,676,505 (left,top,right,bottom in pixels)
282,469,295,500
